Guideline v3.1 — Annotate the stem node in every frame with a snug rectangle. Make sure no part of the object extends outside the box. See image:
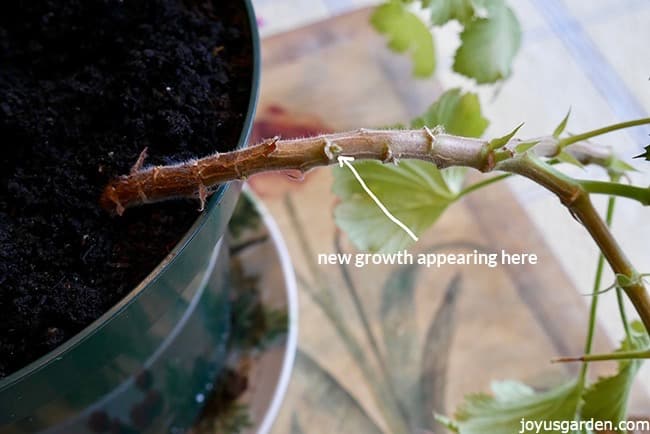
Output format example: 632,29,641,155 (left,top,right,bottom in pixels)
562,186,586,208
382,143,394,164
323,139,342,161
